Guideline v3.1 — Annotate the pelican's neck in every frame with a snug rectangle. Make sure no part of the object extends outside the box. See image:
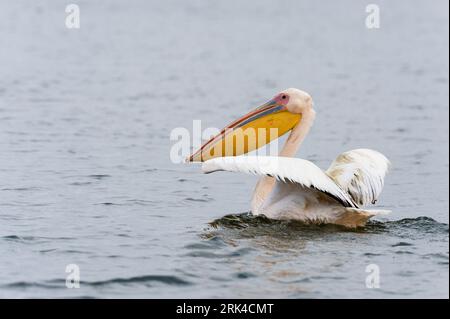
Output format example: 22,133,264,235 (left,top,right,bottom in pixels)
279,109,316,158
251,109,316,214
